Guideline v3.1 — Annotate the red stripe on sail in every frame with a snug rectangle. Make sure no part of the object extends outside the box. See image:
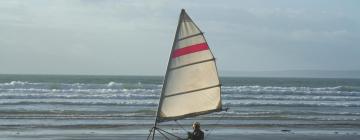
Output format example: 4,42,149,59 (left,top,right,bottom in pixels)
172,43,209,58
